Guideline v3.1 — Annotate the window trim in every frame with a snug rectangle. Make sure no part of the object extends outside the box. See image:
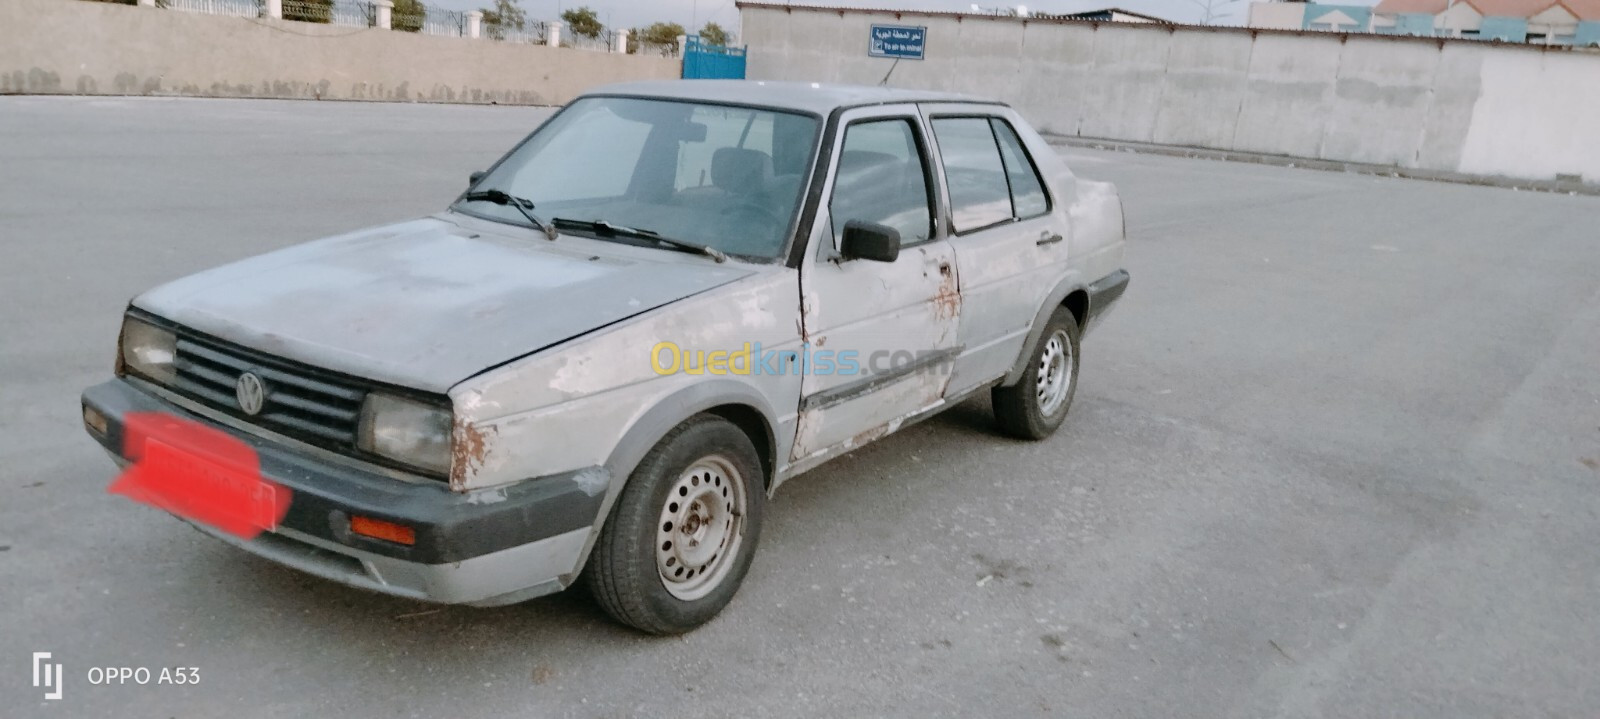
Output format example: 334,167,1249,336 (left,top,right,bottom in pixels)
927,112,1055,237
826,113,943,251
